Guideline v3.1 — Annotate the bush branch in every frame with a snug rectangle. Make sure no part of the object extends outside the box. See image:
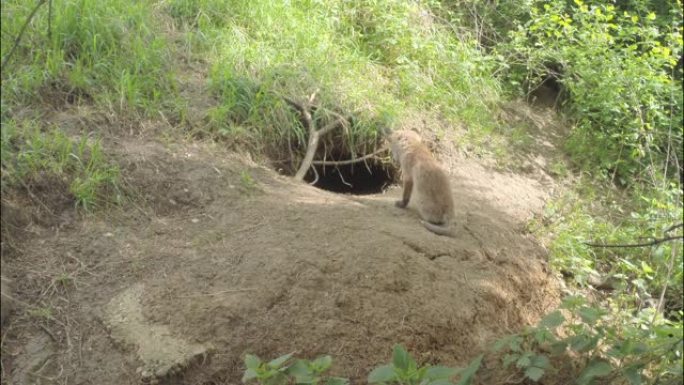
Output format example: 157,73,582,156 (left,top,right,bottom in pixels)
283,93,350,181
1,0,48,76
312,147,388,166
584,235,683,248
